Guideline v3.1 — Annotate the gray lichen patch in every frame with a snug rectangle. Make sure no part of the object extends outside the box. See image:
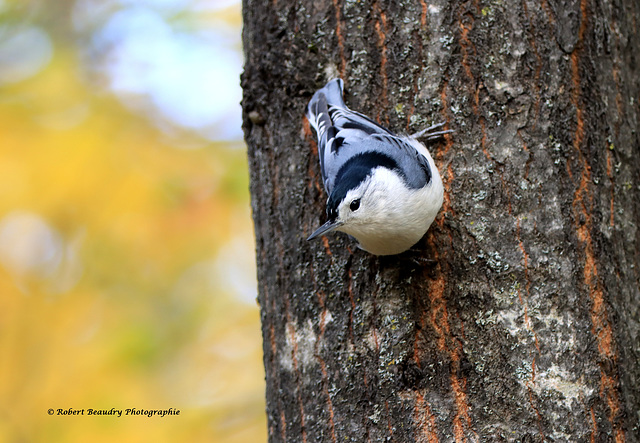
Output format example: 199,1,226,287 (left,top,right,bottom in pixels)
280,319,318,373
